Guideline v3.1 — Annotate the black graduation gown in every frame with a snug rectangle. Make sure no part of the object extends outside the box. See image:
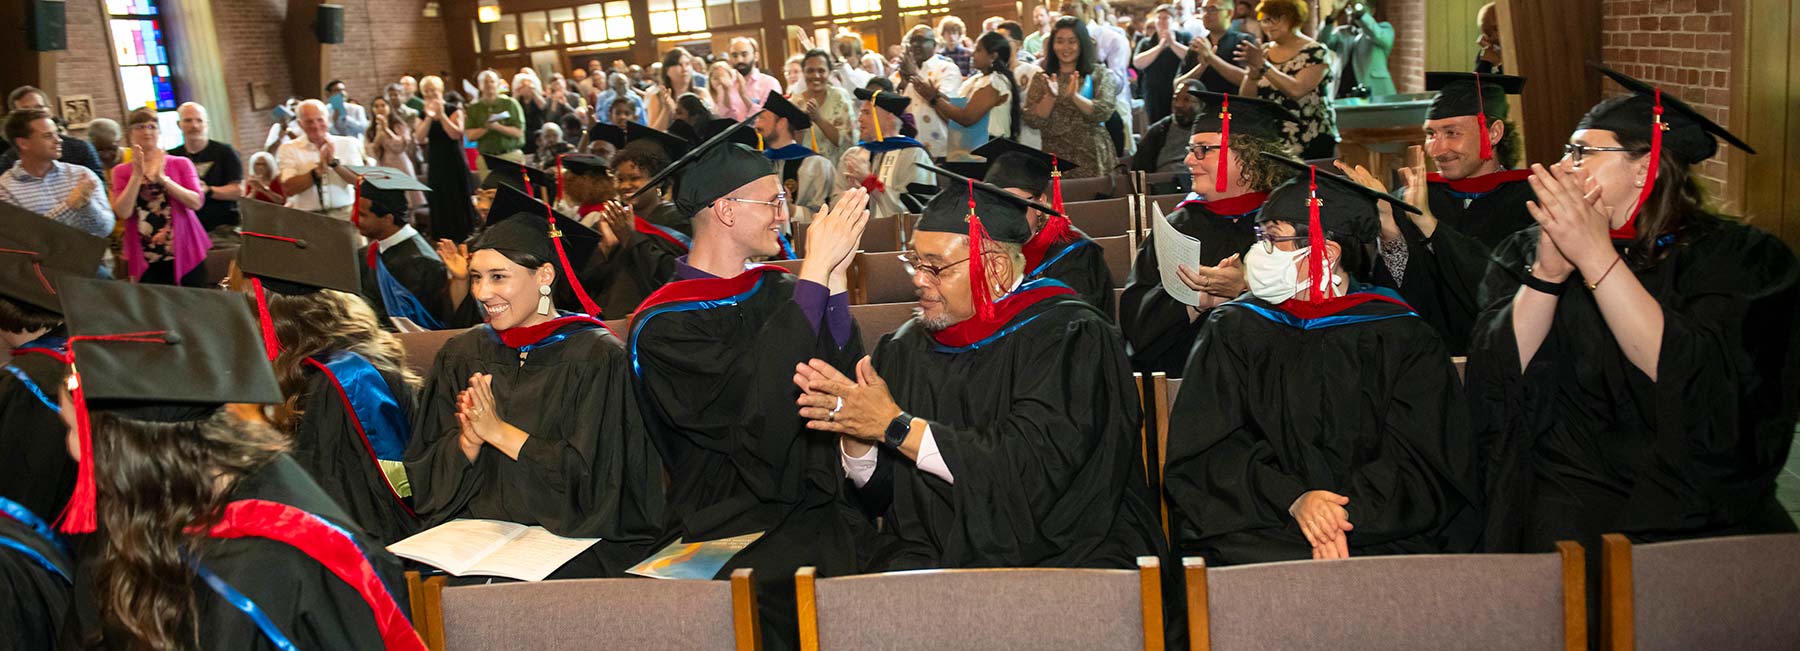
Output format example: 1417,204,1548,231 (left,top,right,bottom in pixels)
425,98,478,244
405,320,666,577
359,233,452,330
1029,230,1118,319
629,269,869,651
291,362,422,545
191,454,412,650
0,343,75,522
1377,177,1536,355
580,228,680,318
1119,202,1261,376
1163,292,1483,565
0,507,73,650
643,202,692,238
860,292,1164,570
1468,221,1800,555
